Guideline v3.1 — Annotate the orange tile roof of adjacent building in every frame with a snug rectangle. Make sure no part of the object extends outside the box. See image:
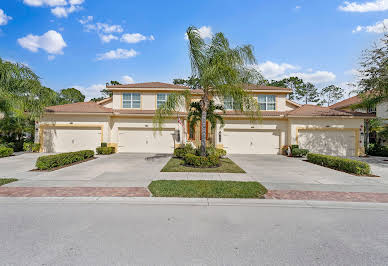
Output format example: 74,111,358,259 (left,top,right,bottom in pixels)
106,82,291,92
329,95,362,110
45,102,113,113
287,104,374,117
97,97,112,105
106,82,190,89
